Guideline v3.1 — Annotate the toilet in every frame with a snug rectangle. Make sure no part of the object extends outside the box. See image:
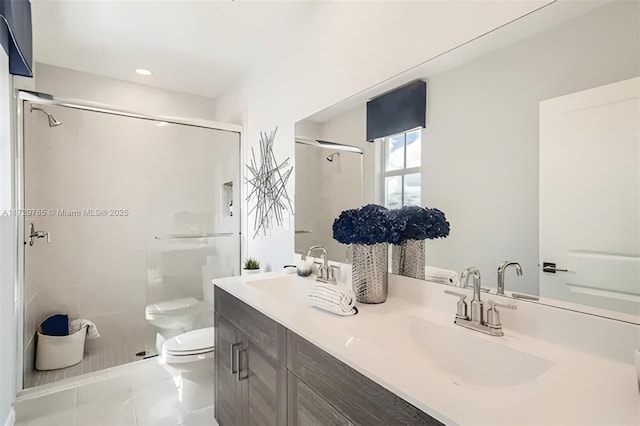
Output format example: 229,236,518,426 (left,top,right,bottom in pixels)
145,297,212,354
160,326,216,411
